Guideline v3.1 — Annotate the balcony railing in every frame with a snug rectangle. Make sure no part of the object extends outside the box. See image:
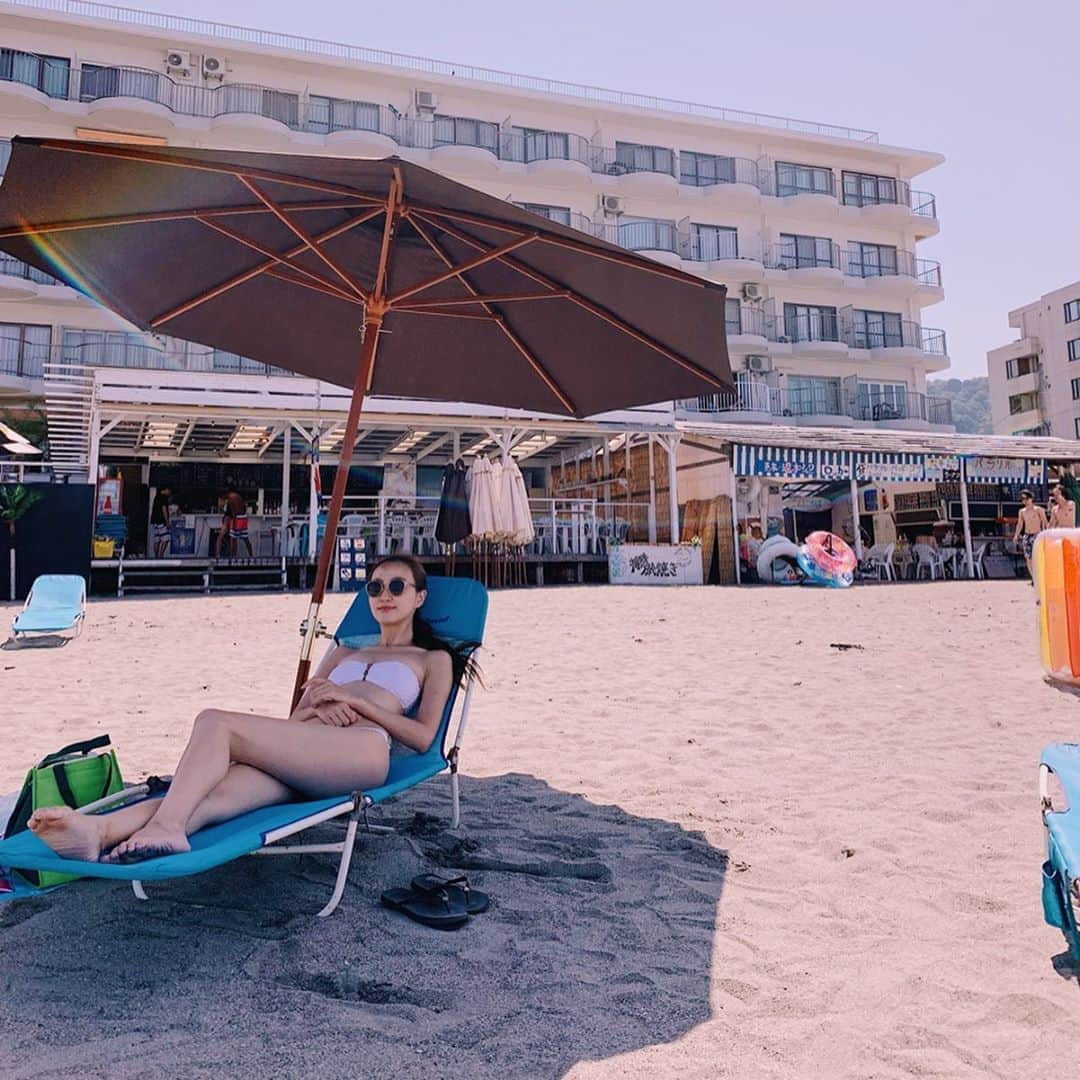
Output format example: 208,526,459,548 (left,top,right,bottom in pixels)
855,390,953,425
782,312,841,343
766,242,841,271
499,130,591,166
678,379,954,426
0,252,63,286
727,306,769,338
0,345,50,378
679,156,761,189
591,145,677,179
910,190,937,218
840,249,943,286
